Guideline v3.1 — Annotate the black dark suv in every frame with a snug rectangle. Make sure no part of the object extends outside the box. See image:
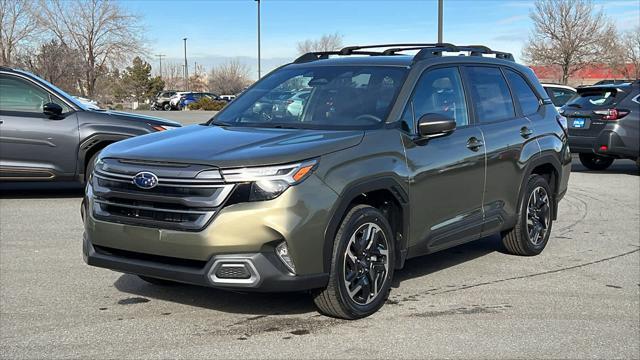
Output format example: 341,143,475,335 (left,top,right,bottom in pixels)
83,44,571,319
0,67,180,184
561,81,639,170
